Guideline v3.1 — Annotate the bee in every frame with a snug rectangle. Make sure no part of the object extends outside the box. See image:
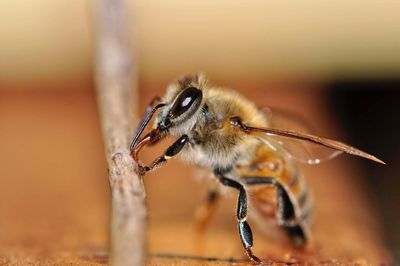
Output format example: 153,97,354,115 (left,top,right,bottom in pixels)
130,74,384,264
